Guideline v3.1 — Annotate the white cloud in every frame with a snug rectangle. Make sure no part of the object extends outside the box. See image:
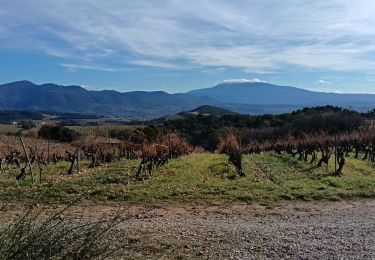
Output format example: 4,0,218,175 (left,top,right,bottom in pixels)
61,63,134,72
317,80,332,84
2,1,375,73
218,78,267,84
129,59,179,69
80,84,94,90
201,67,226,75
